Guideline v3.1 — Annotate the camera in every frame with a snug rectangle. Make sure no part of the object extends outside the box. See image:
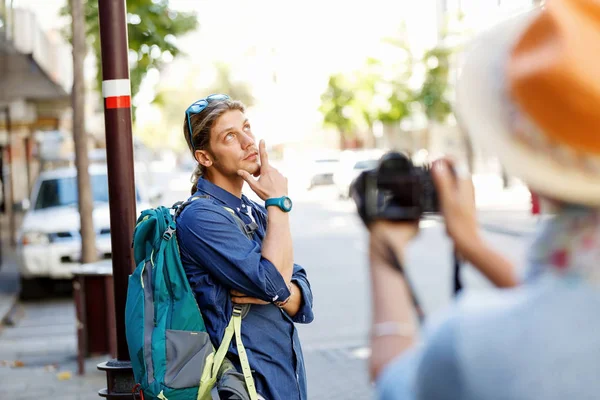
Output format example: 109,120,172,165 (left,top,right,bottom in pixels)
351,151,440,225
